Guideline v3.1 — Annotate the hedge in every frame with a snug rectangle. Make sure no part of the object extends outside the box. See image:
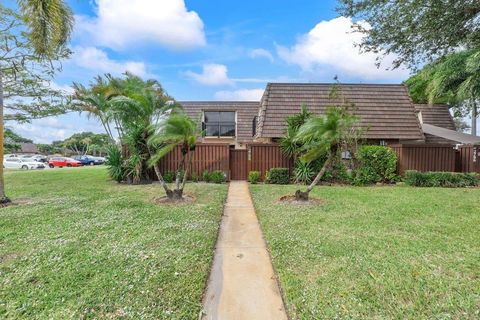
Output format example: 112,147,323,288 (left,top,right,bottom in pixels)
354,145,398,185
266,168,290,184
404,171,479,187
